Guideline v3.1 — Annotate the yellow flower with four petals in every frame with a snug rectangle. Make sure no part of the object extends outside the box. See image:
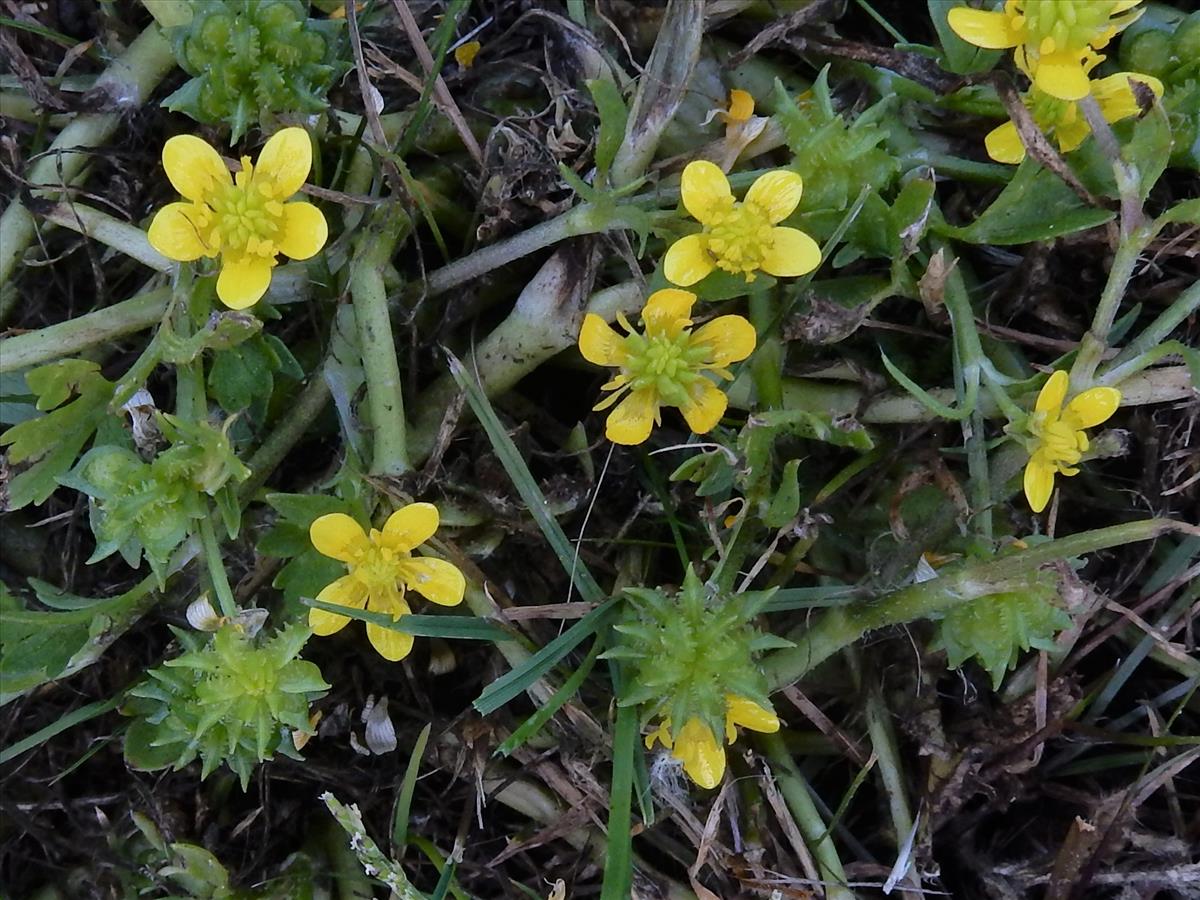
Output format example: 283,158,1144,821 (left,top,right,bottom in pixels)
947,0,1144,101
308,503,466,661
985,64,1163,164
645,695,780,789
578,288,756,445
664,160,820,287
148,127,329,310
1022,370,1121,513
